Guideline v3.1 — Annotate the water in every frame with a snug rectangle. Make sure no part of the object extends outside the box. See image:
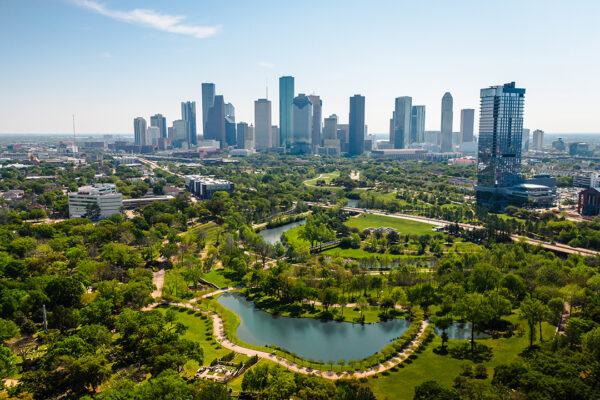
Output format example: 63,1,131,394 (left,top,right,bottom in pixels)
217,292,411,362
433,322,491,340
258,219,306,244
346,199,360,208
